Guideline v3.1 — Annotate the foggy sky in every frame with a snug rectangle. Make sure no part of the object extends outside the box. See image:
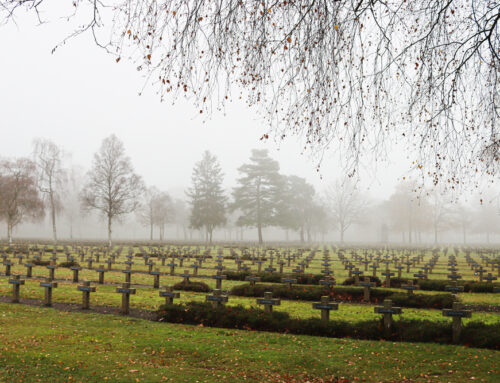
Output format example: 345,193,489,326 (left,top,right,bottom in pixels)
1,8,498,243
